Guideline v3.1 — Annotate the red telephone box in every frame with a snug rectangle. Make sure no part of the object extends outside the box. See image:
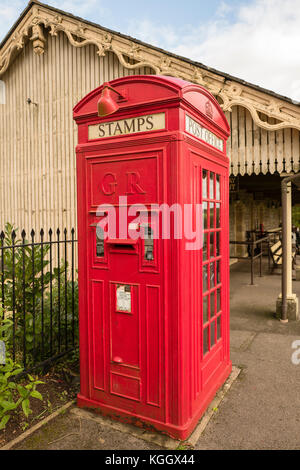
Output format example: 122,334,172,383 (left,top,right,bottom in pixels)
73,75,231,440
